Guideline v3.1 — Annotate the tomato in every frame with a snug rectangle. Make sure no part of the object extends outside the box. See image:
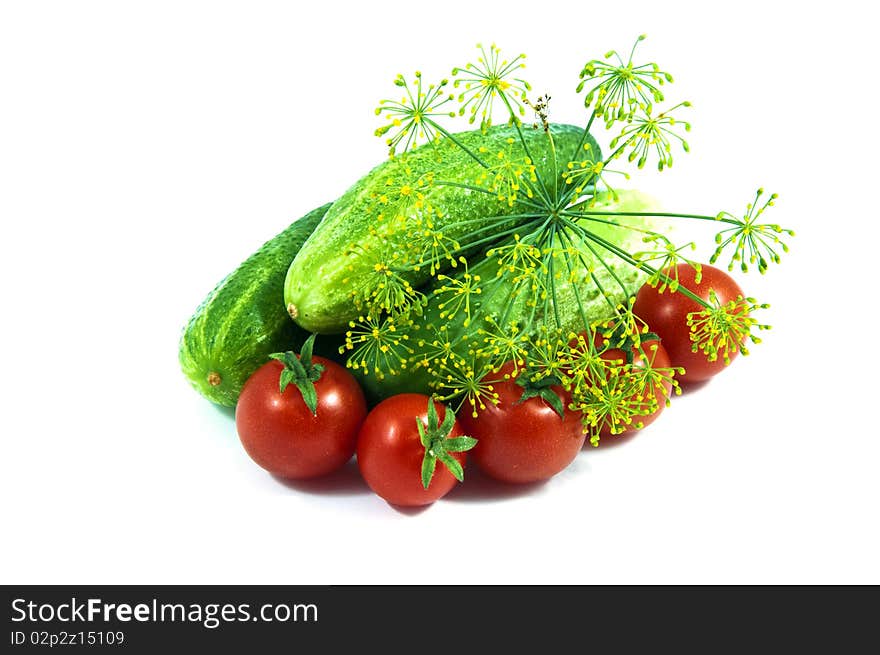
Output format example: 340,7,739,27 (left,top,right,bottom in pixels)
356,394,475,506
459,361,585,484
596,336,673,439
632,263,746,383
235,338,367,479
